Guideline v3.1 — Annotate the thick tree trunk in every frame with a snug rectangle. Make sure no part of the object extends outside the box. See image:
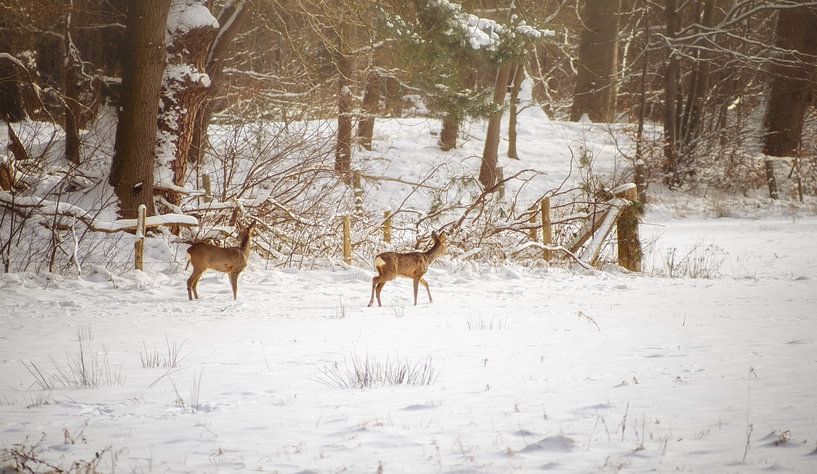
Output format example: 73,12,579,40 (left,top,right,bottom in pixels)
569,0,621,122
157,0,218,206
507,63,525,160
662,0,680,185
384,75,402,117
335,34,354,182
762,6,817,200
0,60,24,123
440,114,459,151
0,14,24,122
109,0,171,219
187,0,250,165
680,0,716,154
64,16,82,166
357,69,380,151
478,62,514,189
635,0,650,204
